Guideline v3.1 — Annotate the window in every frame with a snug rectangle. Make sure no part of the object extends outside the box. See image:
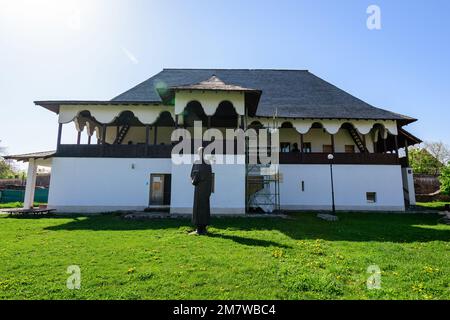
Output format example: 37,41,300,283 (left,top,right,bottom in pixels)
366,192,377,203
280,142,291,153
345,145,355,153
323,144,333,153
302,142,312,153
